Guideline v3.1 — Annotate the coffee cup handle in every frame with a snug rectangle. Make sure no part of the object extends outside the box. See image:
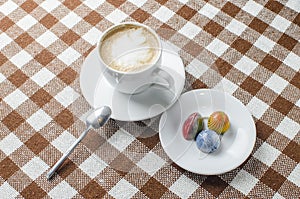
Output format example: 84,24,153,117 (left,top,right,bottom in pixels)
151,68,175,92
